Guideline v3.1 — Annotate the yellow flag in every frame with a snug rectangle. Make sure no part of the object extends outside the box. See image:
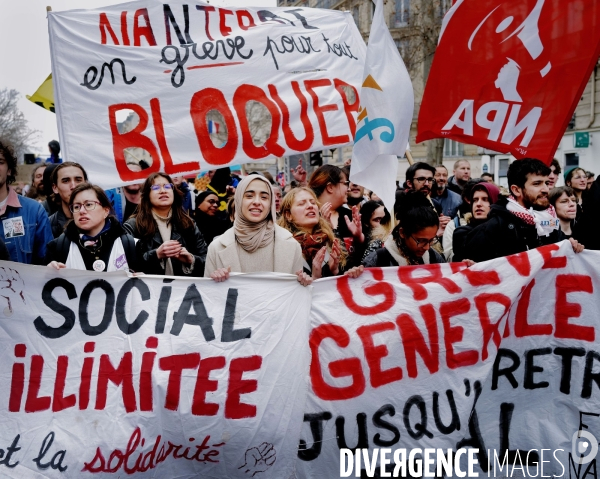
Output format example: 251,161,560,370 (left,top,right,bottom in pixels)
26,74,55,113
